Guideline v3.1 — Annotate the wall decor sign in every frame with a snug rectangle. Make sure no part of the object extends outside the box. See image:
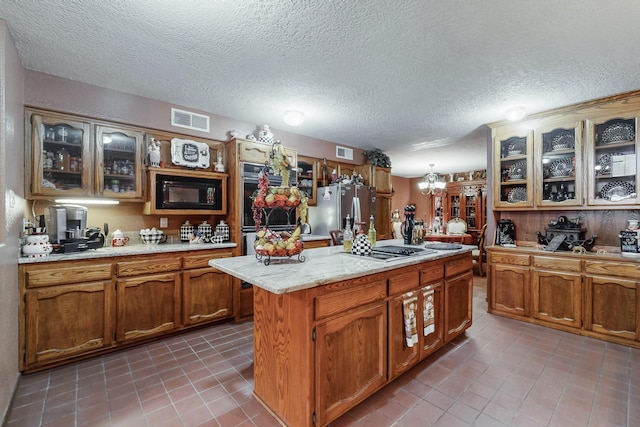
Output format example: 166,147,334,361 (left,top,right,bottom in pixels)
170,138,210,169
